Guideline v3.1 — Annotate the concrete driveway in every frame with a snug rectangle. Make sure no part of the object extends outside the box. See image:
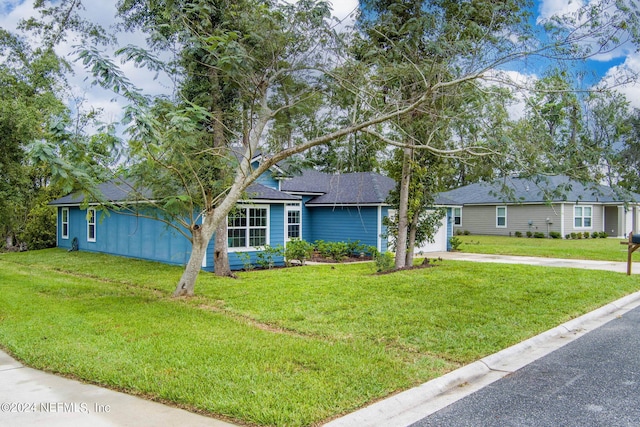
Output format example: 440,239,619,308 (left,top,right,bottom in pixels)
430,251,637,274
